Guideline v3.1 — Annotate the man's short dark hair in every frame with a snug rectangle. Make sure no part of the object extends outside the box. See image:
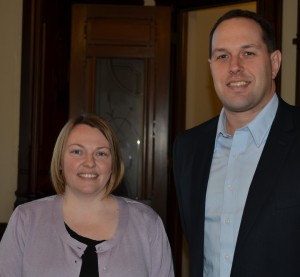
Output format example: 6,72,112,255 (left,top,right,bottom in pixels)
209,9,277,57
